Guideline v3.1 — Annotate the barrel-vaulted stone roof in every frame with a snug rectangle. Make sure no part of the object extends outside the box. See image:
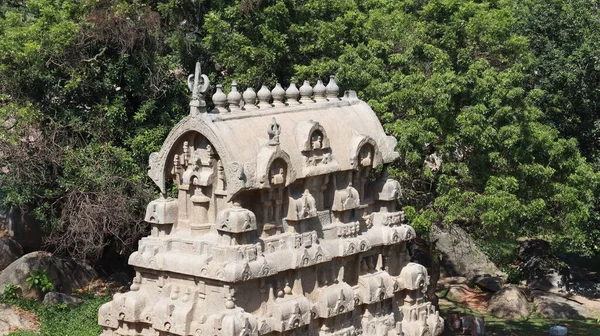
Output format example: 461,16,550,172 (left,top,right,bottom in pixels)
148,92,398,200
